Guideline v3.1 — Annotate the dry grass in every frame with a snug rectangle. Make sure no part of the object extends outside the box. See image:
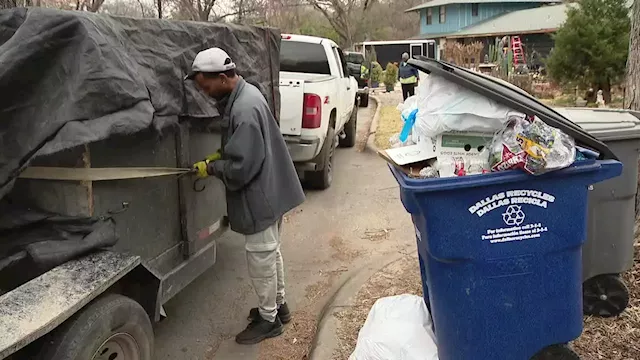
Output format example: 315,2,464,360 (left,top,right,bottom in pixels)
373,106,402,150
258,309,317,360
333,256,422,360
